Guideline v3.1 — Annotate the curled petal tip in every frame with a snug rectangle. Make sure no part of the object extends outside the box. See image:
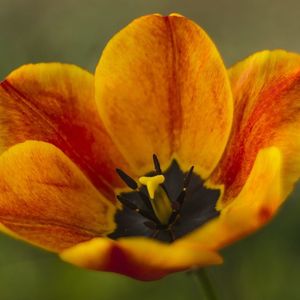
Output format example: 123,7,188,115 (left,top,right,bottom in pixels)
169,13,184,17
